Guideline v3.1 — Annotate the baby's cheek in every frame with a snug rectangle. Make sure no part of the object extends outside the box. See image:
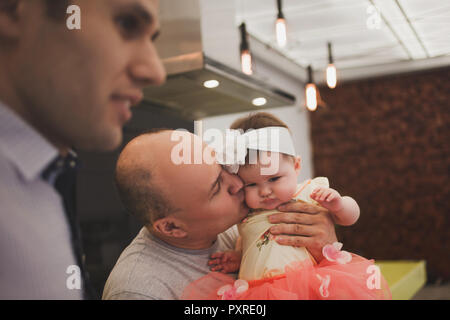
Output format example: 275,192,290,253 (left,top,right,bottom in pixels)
278,182,298,201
